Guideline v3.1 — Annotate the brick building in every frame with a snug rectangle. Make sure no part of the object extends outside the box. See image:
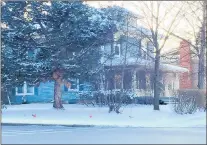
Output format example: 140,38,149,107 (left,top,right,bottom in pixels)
179,41,193,89
161,40,206,92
